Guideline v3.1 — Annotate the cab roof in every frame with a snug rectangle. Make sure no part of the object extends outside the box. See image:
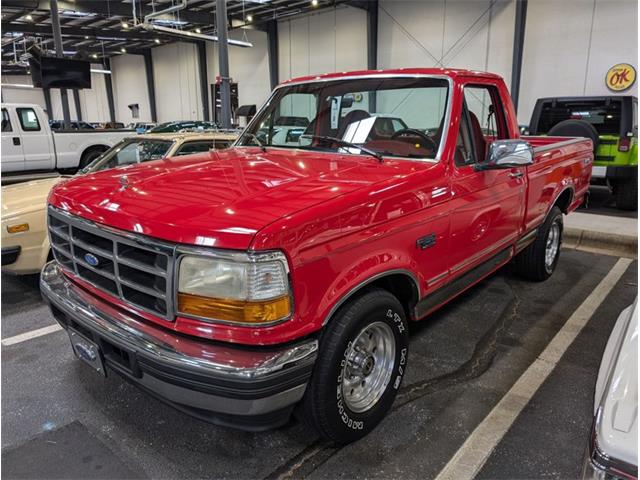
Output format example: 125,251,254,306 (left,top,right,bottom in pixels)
280,67,502,86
